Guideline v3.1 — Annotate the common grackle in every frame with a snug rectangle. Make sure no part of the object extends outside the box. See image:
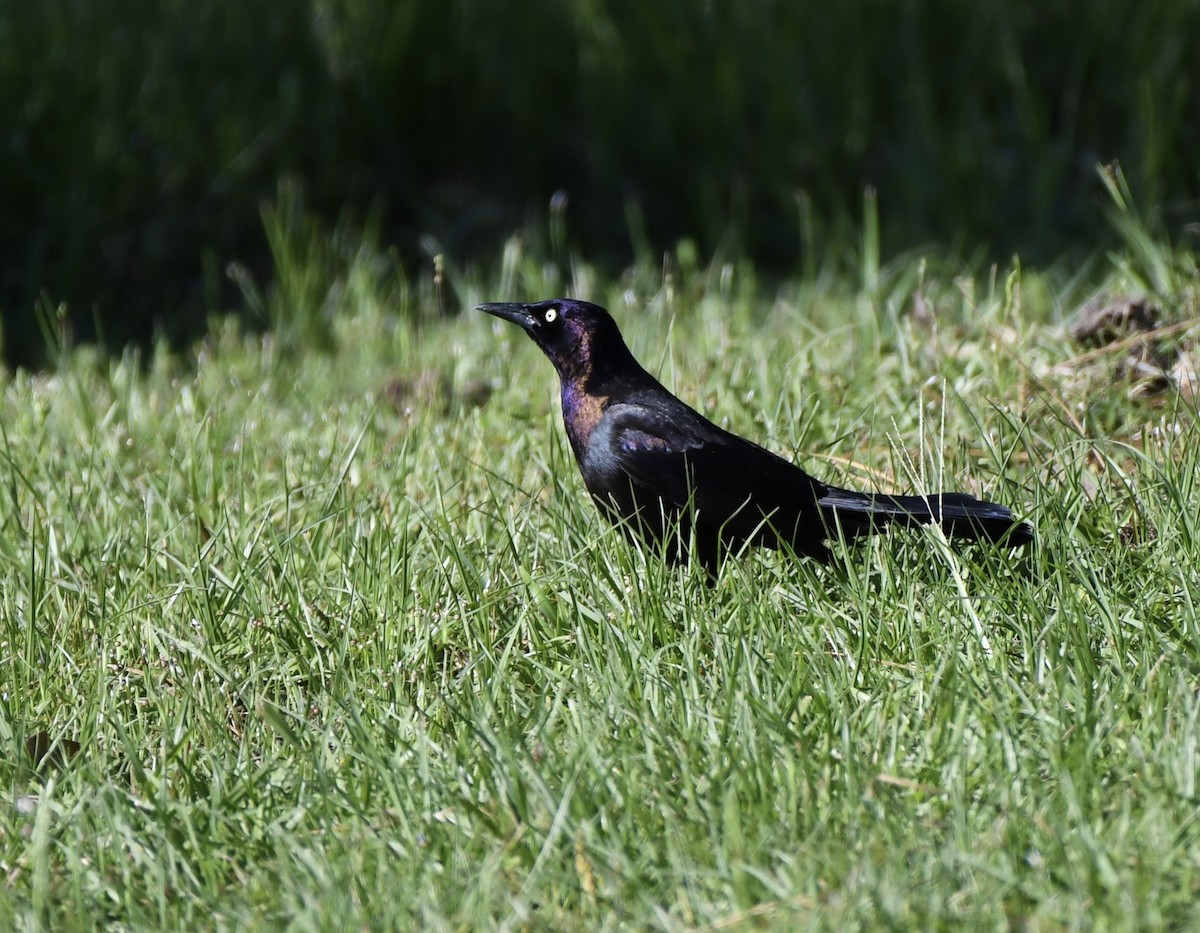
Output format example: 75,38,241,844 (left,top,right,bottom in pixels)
479,298,1032,575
